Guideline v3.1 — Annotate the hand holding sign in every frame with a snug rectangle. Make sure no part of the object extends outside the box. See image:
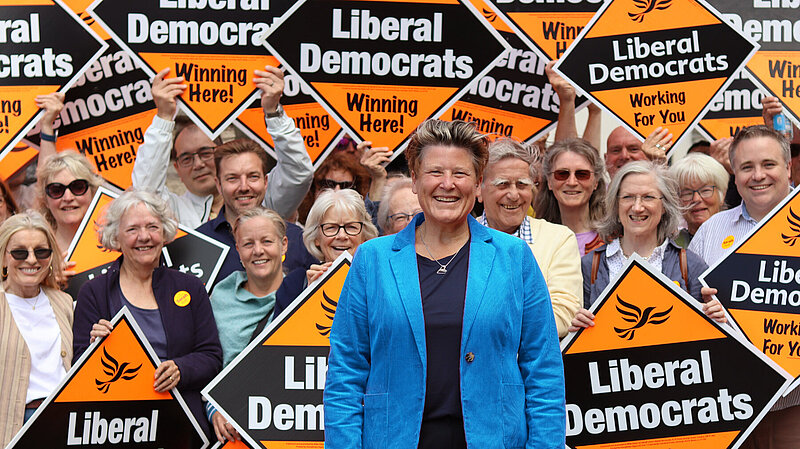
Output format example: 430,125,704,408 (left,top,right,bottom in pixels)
255,66,284,115
35,92,65,134
152,68,186,120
